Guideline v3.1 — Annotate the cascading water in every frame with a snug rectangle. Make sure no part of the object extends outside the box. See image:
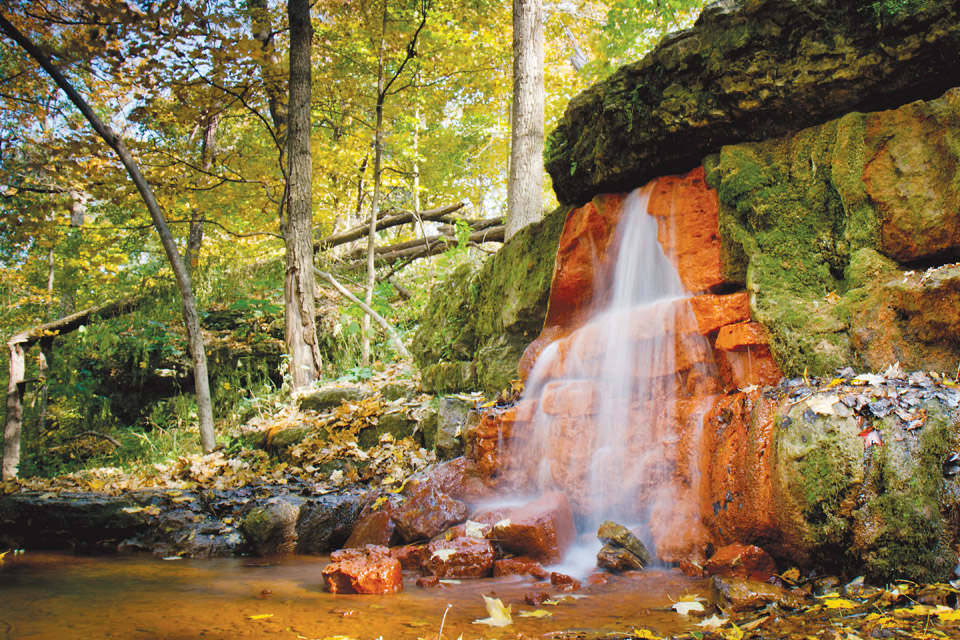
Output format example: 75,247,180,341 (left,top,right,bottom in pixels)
501,181,720,568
